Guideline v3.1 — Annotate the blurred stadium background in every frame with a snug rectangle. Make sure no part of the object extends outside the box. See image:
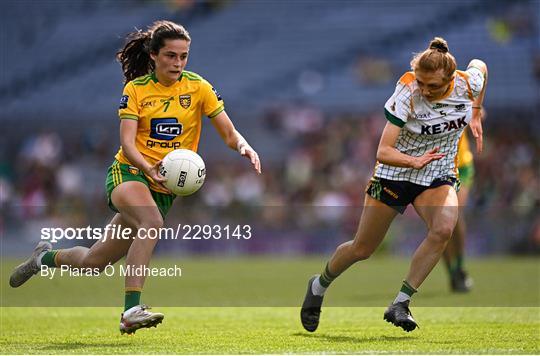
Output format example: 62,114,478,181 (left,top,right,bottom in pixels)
0,0,538,268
